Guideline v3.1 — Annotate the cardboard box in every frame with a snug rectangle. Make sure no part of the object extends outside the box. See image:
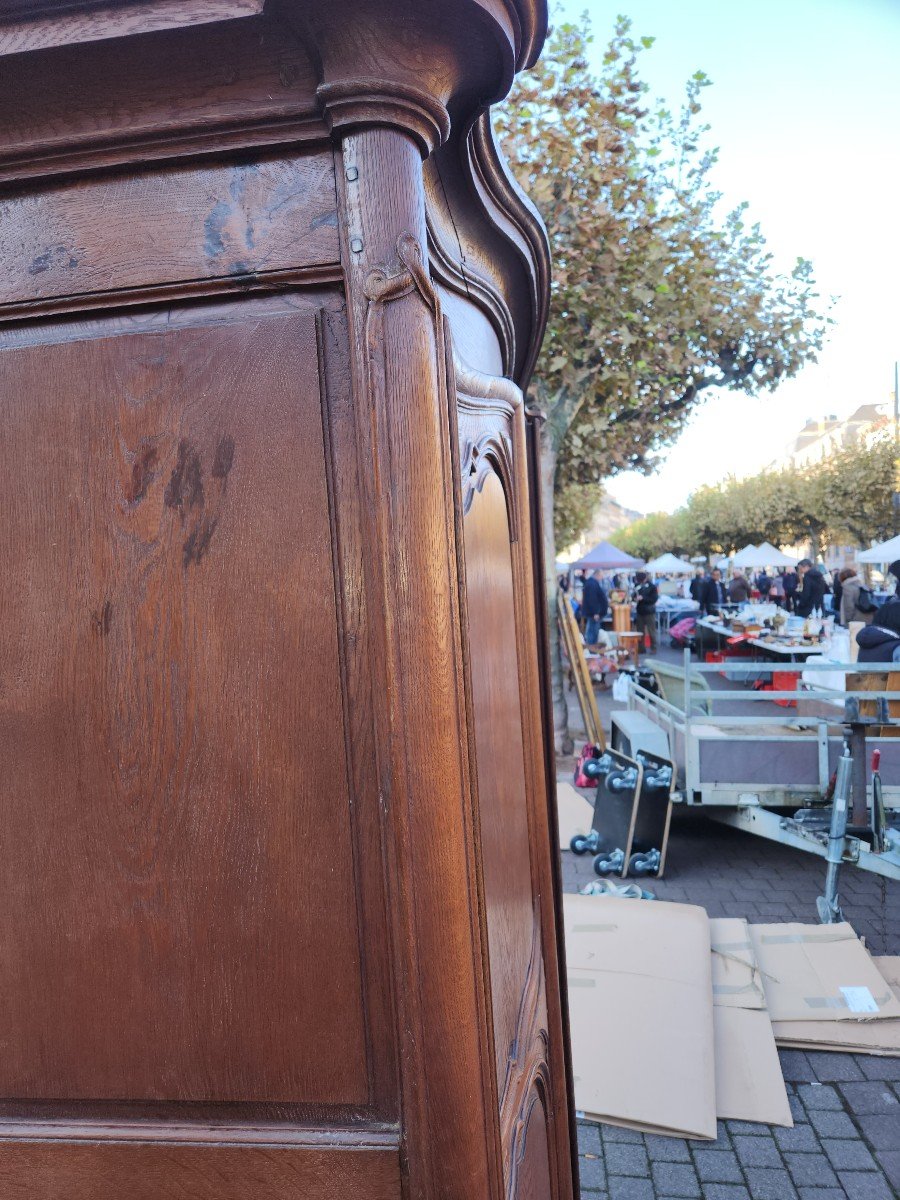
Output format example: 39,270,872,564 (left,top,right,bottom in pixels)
750,922,900,1022
773,956,900,1056
565,894,717,1140
709,918,792,1127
